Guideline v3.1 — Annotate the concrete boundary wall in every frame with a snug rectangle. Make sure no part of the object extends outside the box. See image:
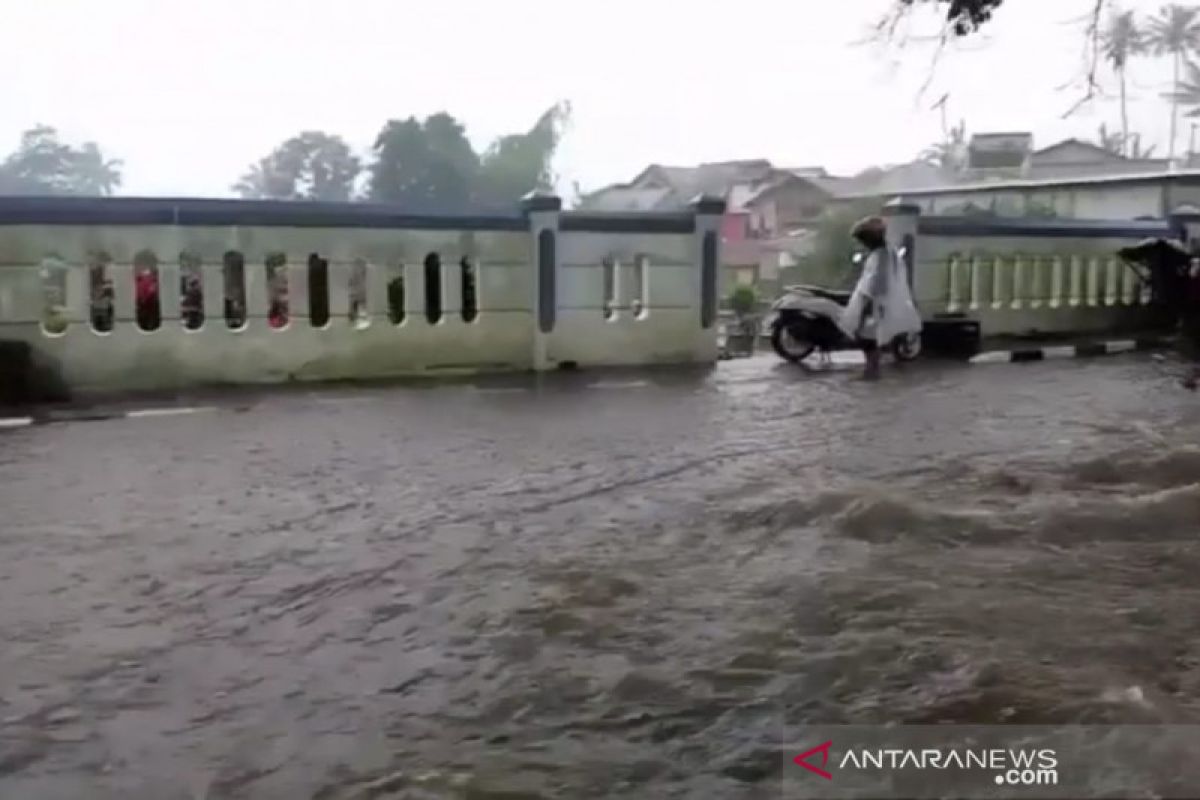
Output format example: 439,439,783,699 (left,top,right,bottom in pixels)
885,204,1175,338
0,195,725,398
